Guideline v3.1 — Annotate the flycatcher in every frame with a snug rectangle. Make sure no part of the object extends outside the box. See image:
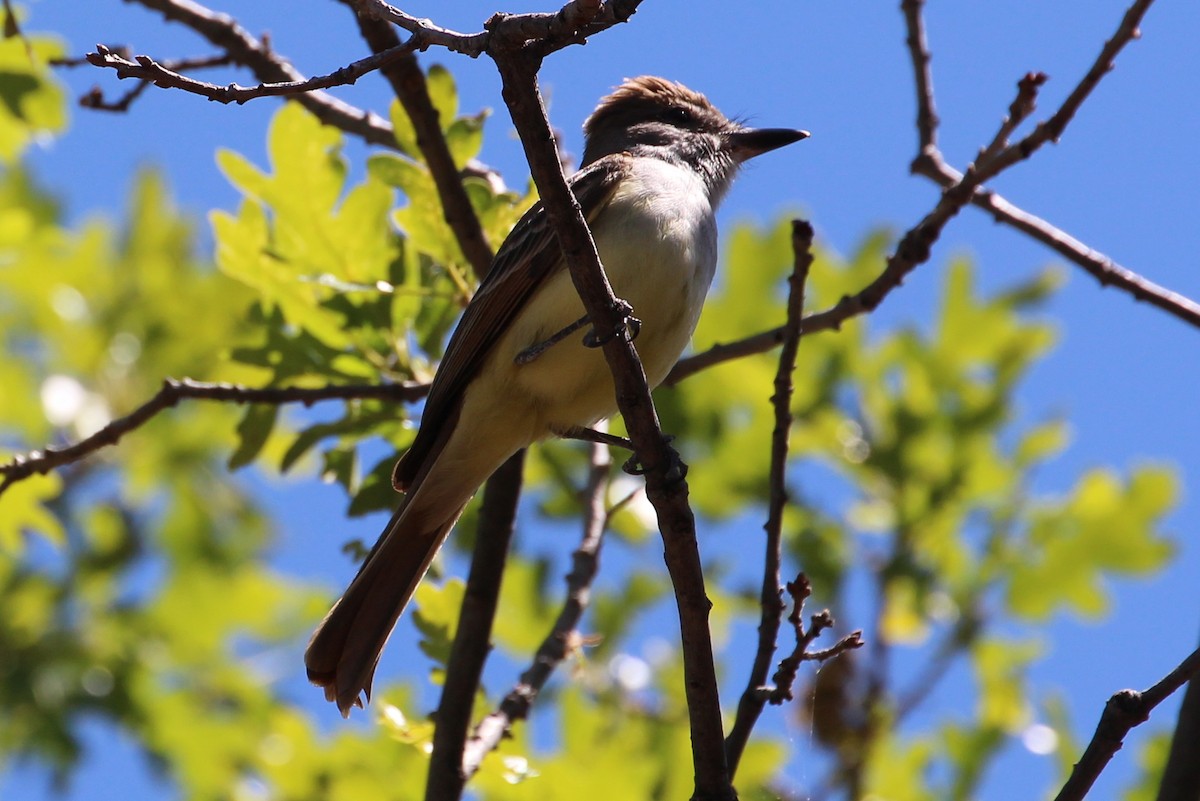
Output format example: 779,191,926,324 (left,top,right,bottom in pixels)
306,76,808,715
